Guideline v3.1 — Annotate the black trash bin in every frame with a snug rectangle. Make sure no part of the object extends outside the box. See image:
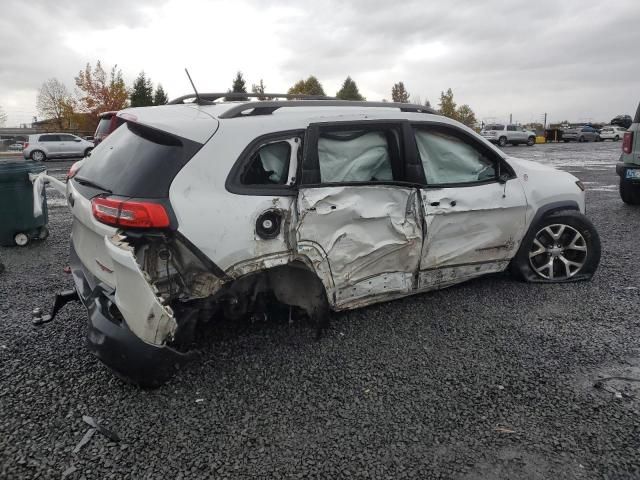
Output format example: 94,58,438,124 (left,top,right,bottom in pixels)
0,160,49,247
